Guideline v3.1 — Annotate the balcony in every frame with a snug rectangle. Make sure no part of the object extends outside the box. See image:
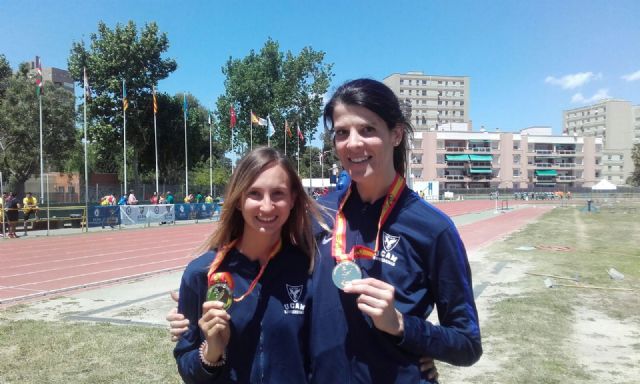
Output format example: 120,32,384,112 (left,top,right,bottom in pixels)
470,147,491,153
557,163,577,168
445,175,466,181
444,146,466,152
557,150,576,155
557,176,577,182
